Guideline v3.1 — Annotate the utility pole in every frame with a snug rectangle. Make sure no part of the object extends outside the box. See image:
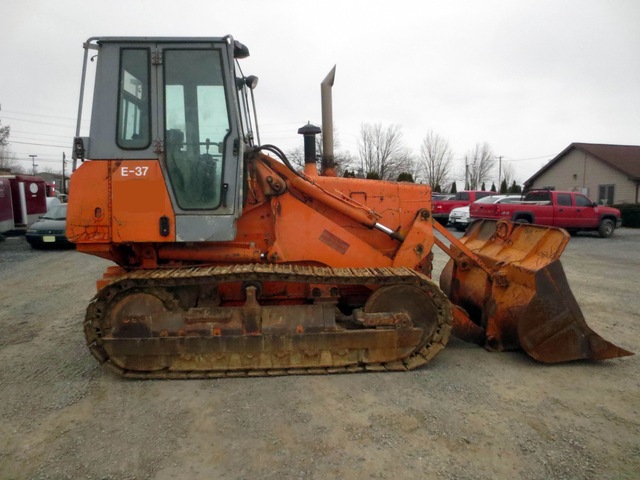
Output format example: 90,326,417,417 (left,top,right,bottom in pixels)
29,154,38,175
464,156,469,190
498,156,503,188
62,152,67,194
